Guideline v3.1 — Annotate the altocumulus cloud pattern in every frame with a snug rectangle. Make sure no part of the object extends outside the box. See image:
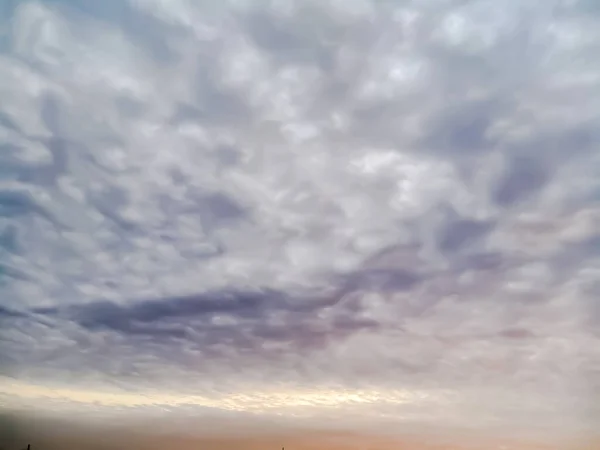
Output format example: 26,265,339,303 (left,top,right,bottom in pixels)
0,0,599,439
